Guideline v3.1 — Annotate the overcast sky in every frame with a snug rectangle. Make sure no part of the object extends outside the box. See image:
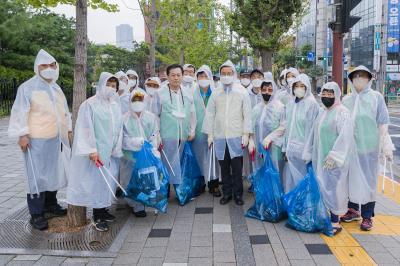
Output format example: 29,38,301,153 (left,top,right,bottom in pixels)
52,0,230,45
